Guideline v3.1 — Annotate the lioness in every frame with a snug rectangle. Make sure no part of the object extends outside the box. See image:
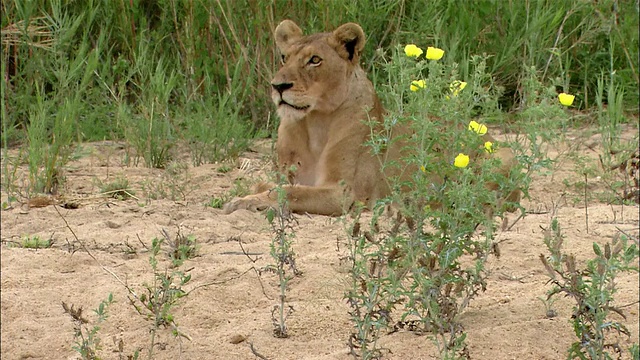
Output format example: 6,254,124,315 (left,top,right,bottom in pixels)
223,20,517,215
